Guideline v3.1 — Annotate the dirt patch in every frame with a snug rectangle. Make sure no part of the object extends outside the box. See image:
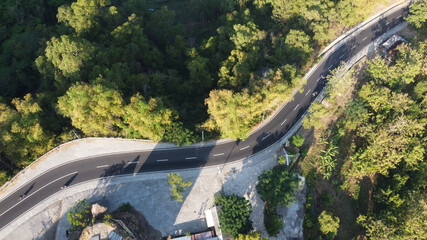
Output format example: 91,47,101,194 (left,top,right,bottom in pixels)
112,208,162,240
